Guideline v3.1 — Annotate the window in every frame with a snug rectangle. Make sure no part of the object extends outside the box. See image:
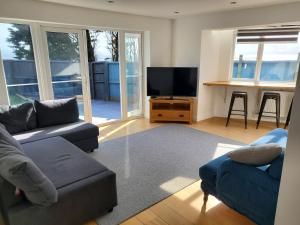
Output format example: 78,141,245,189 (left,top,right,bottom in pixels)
45,31,83,100
0,23,40,105
260,43,300,81
232,29,300,82
233,43,258,80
